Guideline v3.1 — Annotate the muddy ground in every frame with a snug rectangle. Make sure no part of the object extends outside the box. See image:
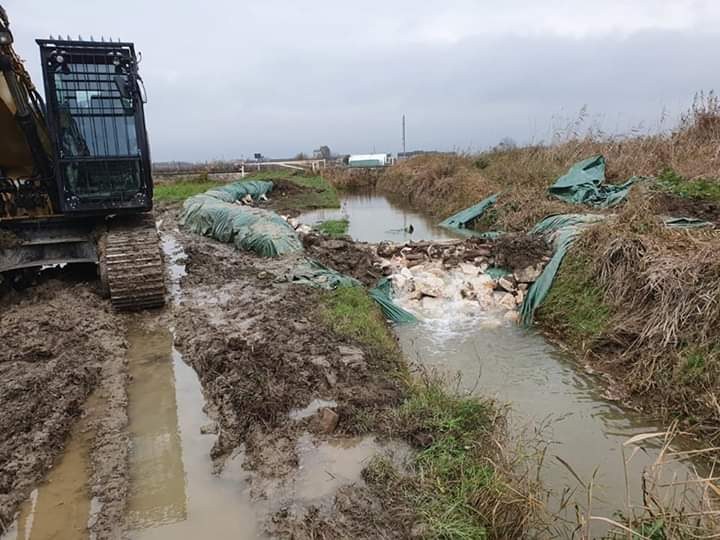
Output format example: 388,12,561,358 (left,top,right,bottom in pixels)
172,228,405,468
0,189,550,538
0,276,128,537
651,190,720,224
